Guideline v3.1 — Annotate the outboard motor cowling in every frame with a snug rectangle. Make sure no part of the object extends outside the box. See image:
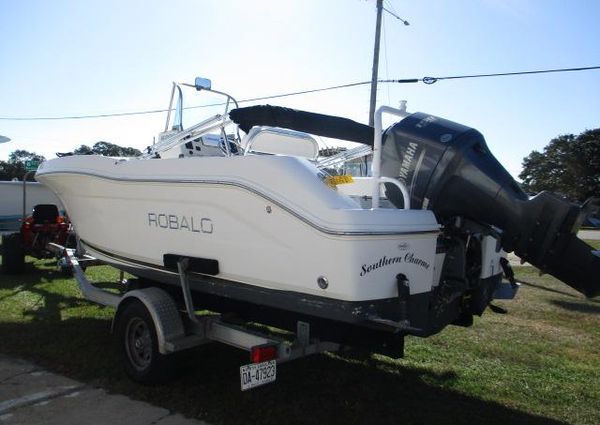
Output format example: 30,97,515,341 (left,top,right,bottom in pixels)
382,112,599,298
